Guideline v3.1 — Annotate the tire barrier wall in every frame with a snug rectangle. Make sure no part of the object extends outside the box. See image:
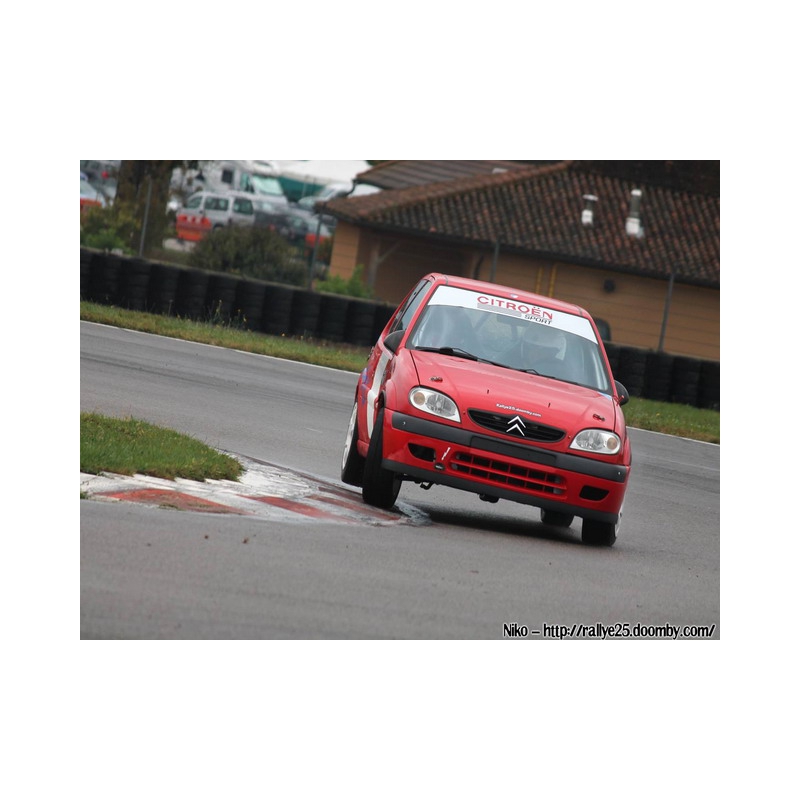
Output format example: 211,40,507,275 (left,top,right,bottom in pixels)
81,248,720,410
